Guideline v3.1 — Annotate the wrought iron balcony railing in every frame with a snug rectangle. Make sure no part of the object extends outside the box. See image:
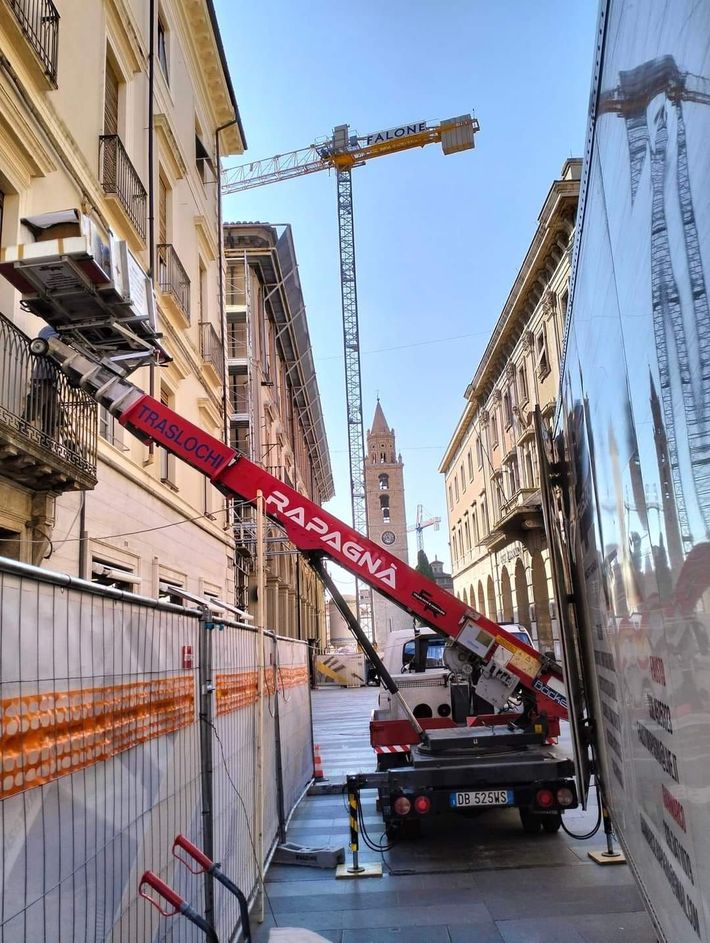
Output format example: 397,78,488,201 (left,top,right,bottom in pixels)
7,0,59,85
157,243,190,320
200,321,223,377
99,135,147,239
0,313,97,491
